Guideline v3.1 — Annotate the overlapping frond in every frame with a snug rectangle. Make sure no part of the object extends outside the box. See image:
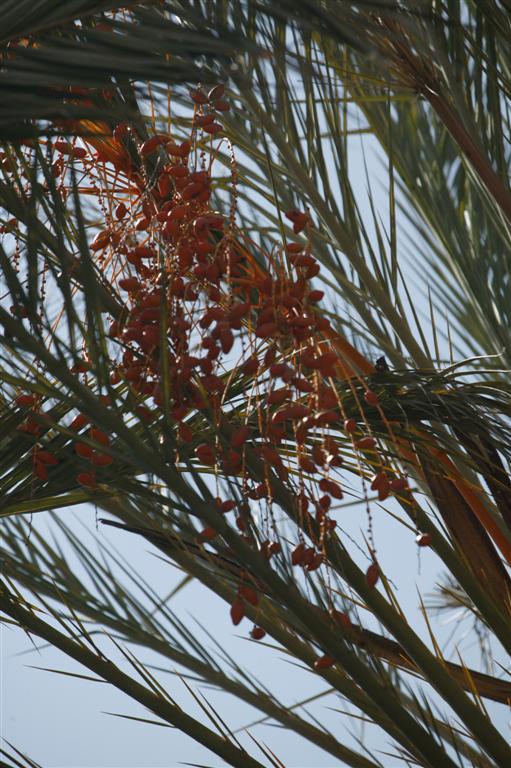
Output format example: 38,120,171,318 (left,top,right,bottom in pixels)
1,2,511,767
